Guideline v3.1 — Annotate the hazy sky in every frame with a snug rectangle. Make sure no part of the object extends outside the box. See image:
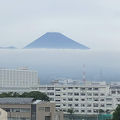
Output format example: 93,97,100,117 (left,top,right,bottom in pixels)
0,0,120,50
